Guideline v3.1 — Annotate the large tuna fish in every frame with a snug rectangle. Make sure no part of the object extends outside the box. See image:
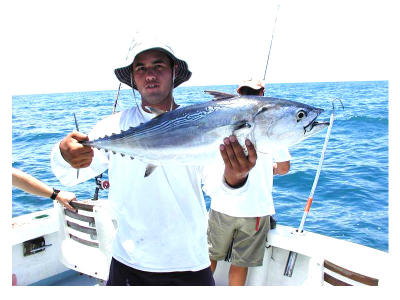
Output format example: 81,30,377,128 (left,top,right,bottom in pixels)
82,92,329,174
